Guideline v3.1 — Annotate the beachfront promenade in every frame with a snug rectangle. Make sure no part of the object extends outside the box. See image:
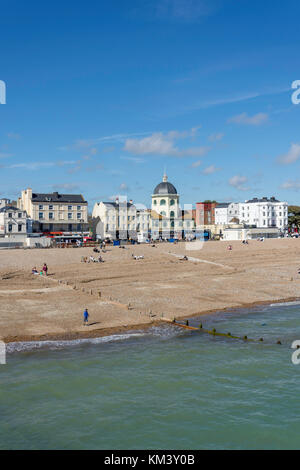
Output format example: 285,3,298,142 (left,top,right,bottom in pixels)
1,238,300,343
